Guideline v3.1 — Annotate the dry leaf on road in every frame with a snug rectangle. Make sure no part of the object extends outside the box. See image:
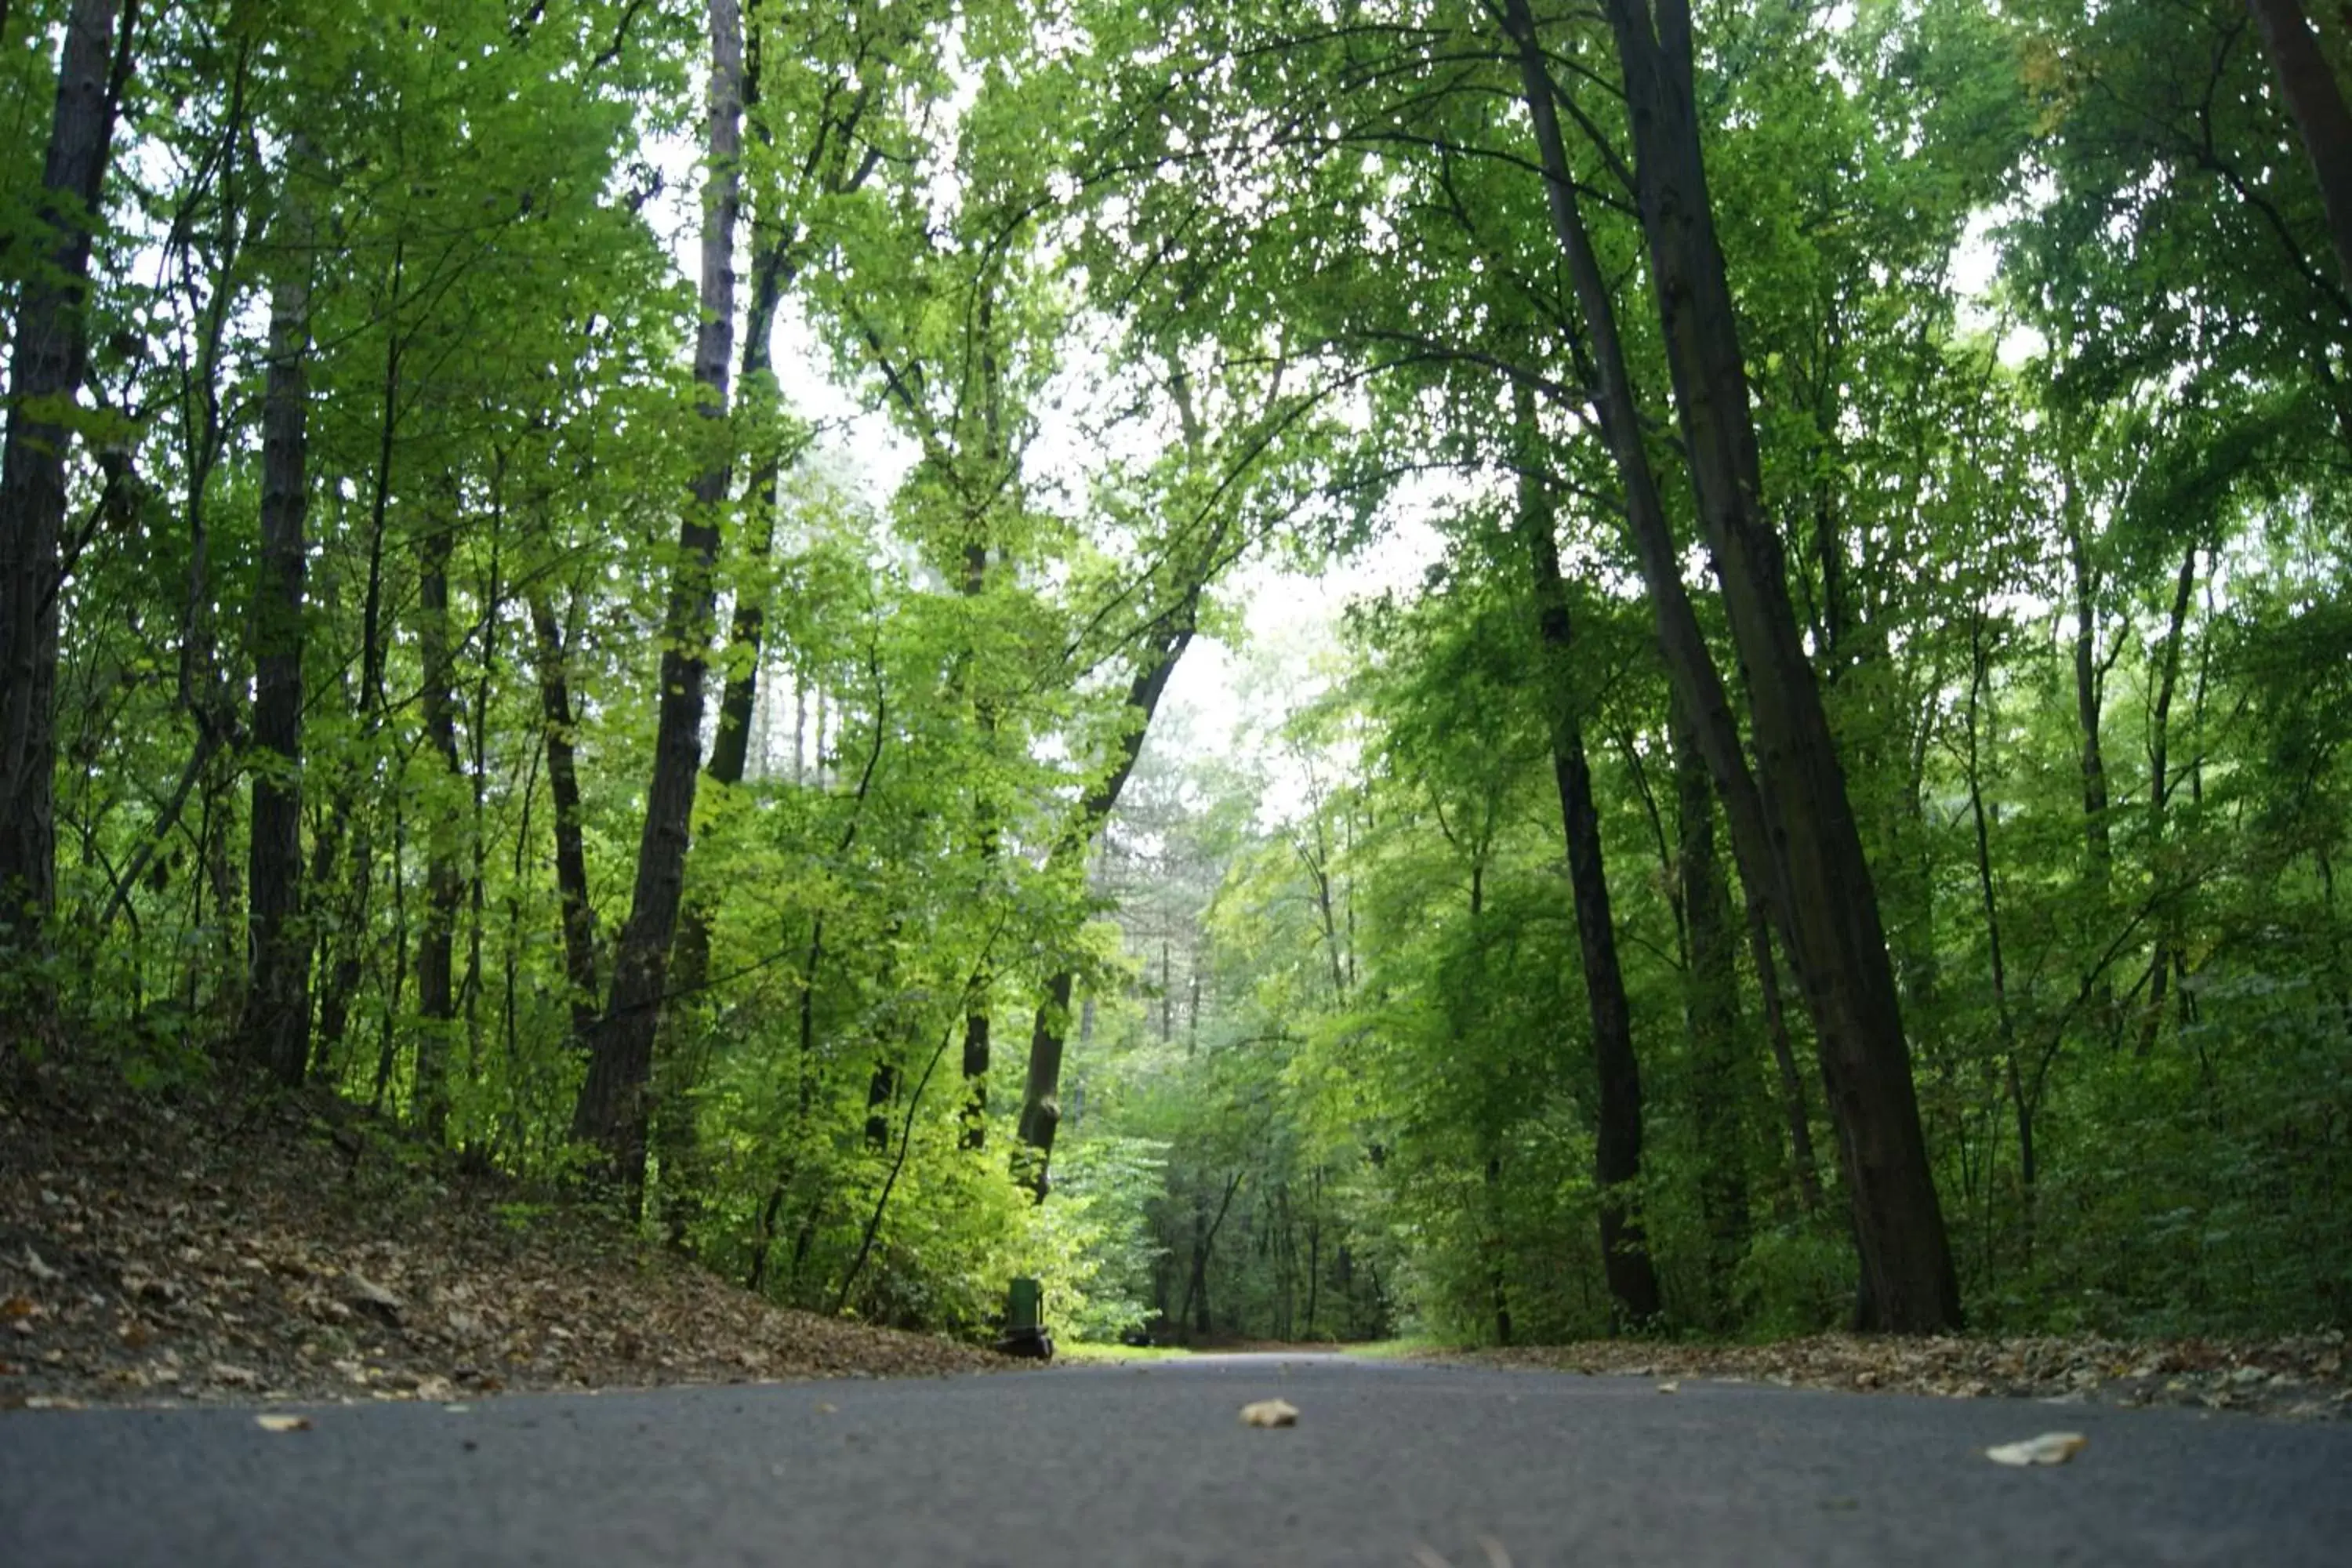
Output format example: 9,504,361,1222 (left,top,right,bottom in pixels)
1985,1432,2087,1466
1240,1398,1299,1428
